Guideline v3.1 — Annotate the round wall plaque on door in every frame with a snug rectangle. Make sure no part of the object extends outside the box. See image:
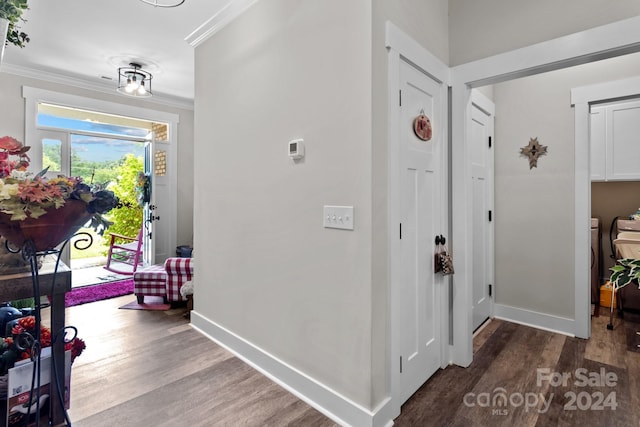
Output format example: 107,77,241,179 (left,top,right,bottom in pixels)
413,114,432,141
